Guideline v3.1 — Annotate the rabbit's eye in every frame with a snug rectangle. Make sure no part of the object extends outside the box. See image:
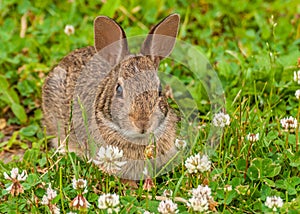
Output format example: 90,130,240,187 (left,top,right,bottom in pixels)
158,84,163,96
116,84,123,97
